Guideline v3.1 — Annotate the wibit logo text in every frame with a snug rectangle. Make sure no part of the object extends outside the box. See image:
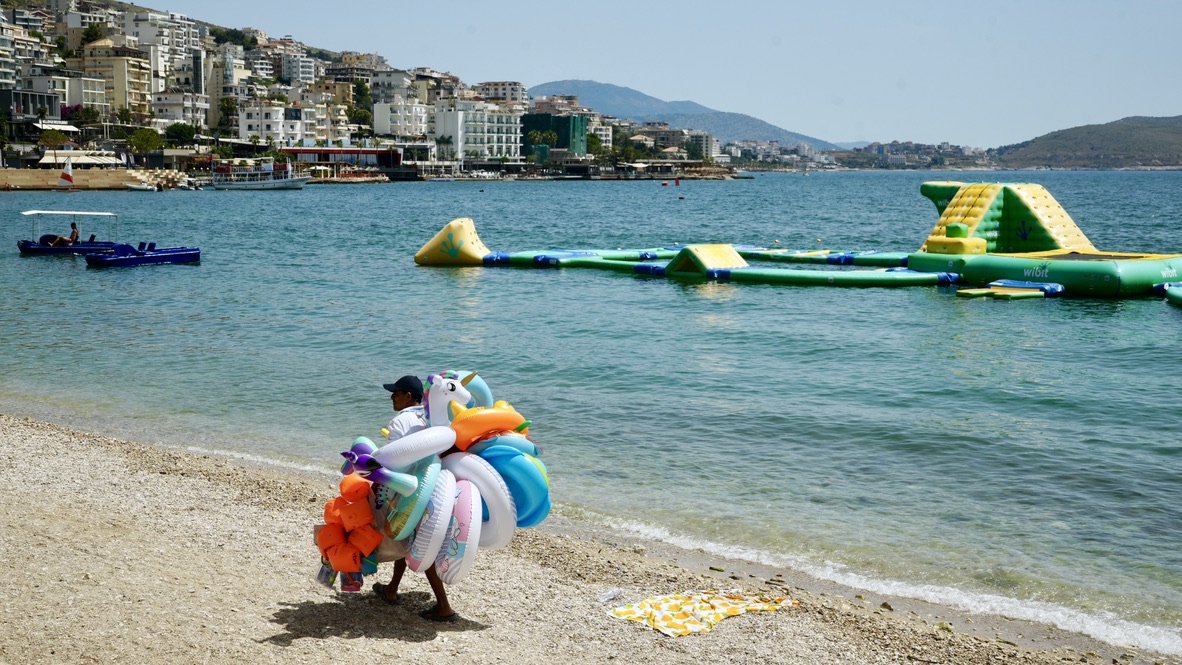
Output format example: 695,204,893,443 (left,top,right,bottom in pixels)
1162,264,1178,279
1023,262,1052,279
